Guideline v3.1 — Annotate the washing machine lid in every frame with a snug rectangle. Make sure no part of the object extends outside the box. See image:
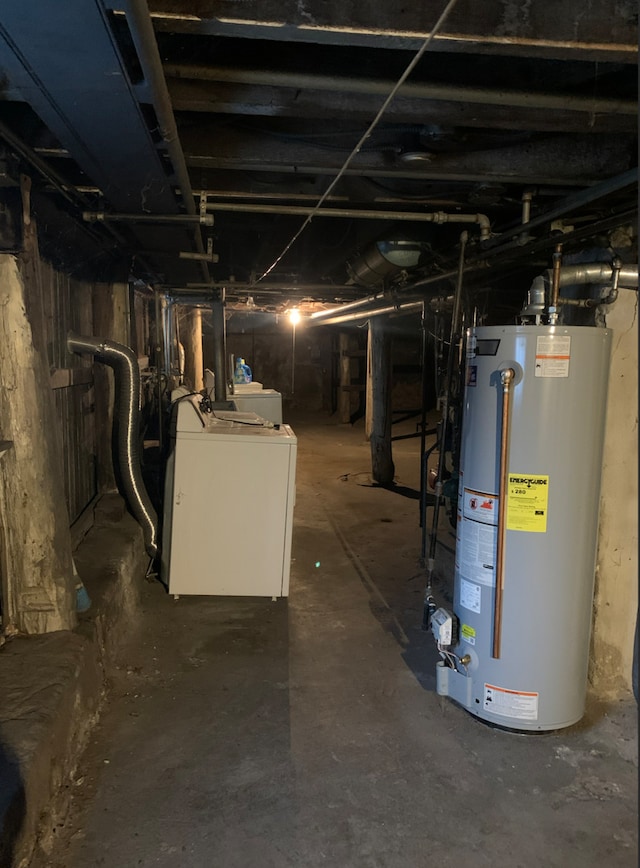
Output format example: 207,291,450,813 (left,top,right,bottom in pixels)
174,396,296,442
